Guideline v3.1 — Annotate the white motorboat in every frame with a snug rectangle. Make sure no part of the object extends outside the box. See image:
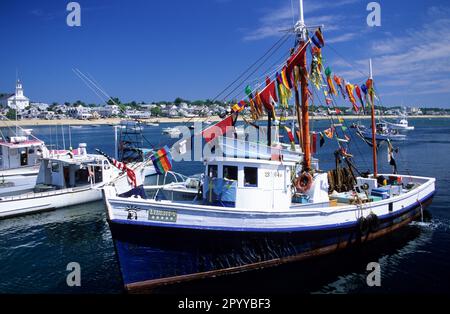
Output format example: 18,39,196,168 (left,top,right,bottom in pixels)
383,117,414,131
0,143,146,219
